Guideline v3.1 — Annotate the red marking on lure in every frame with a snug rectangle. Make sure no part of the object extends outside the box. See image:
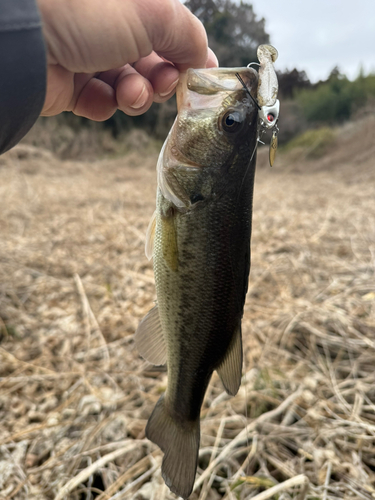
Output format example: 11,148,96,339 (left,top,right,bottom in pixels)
267,113,275,122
